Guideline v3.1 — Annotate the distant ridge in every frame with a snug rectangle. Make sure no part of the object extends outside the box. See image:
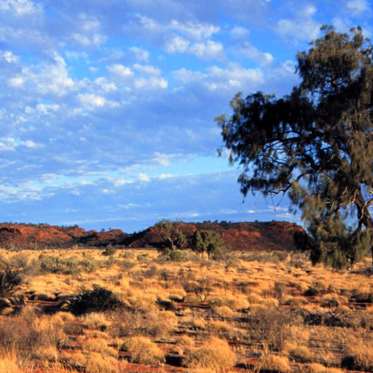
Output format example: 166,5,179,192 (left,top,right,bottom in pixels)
0,221,303,251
